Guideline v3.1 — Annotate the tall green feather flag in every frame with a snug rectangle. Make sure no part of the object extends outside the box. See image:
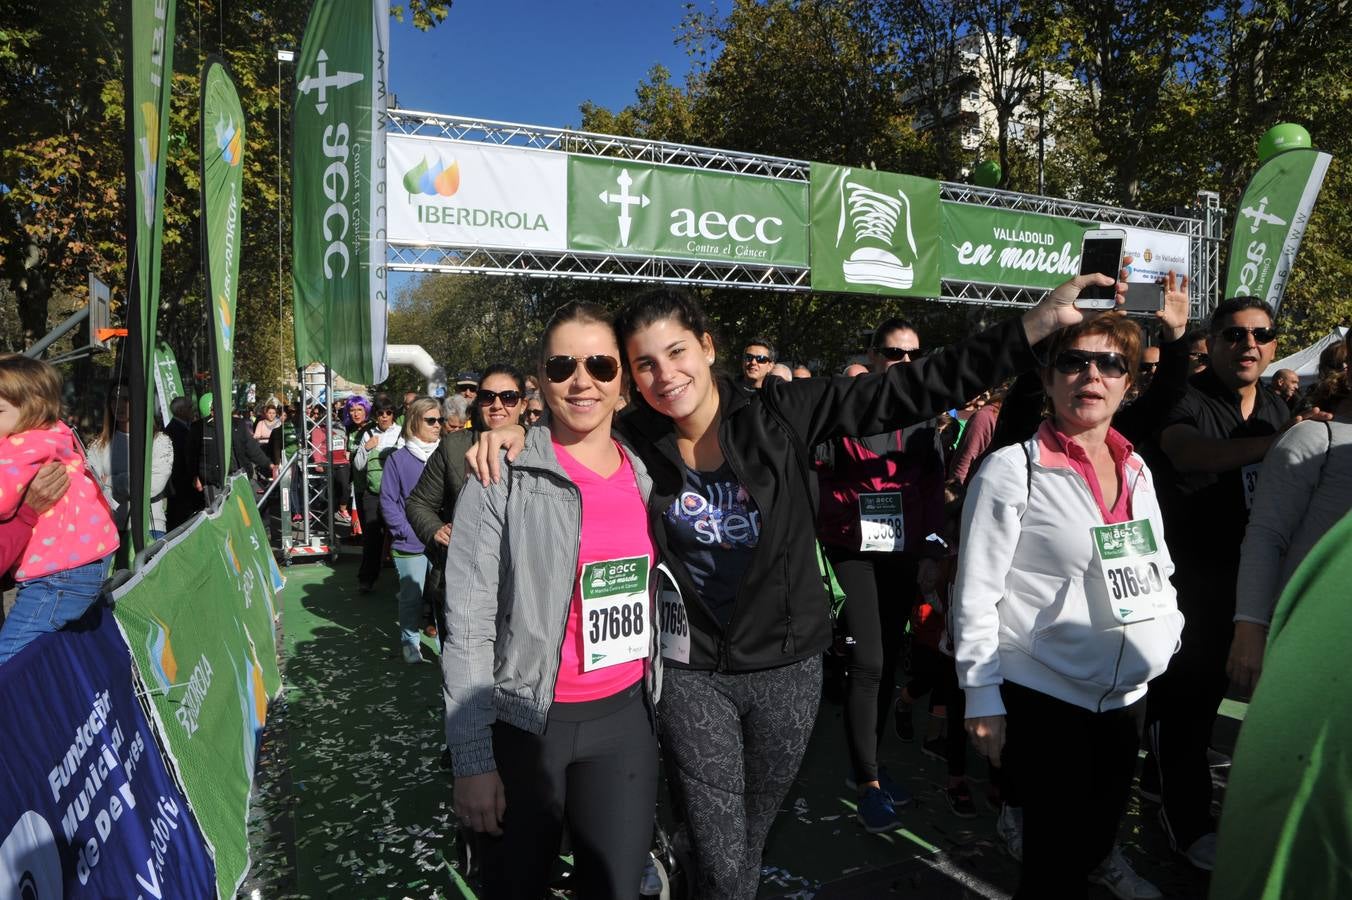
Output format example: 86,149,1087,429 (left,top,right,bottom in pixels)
292,0,390,385
125,0,177,552
1224,148,1332,317
201,58,245,476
